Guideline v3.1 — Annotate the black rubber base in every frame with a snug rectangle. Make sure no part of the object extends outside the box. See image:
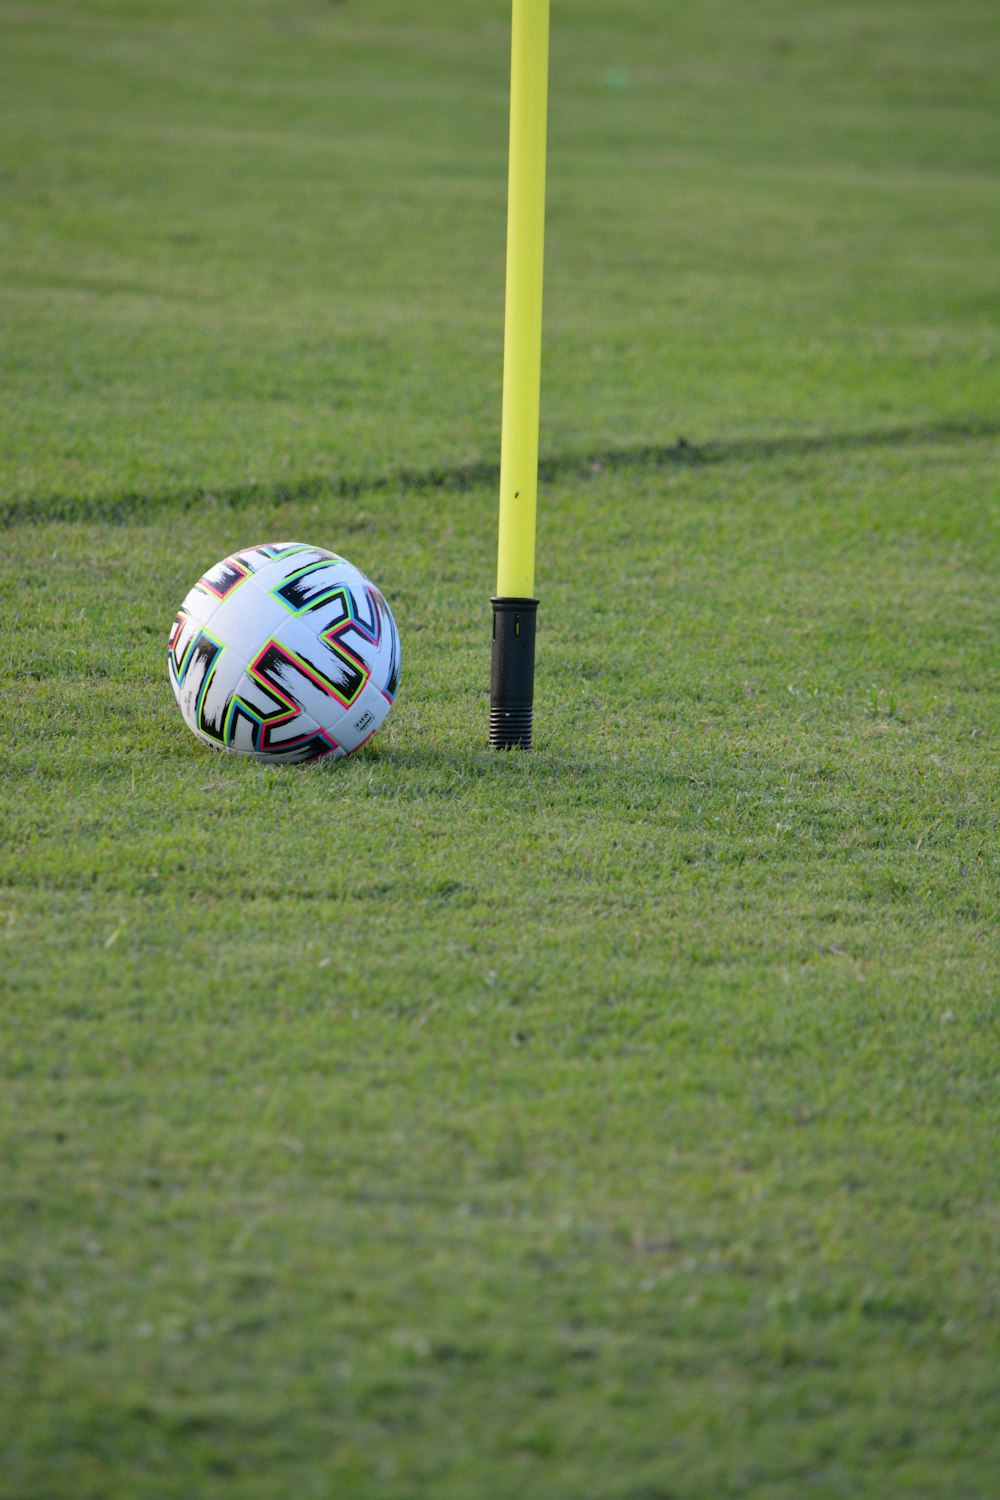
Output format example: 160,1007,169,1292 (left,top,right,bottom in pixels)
490,597,539,750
